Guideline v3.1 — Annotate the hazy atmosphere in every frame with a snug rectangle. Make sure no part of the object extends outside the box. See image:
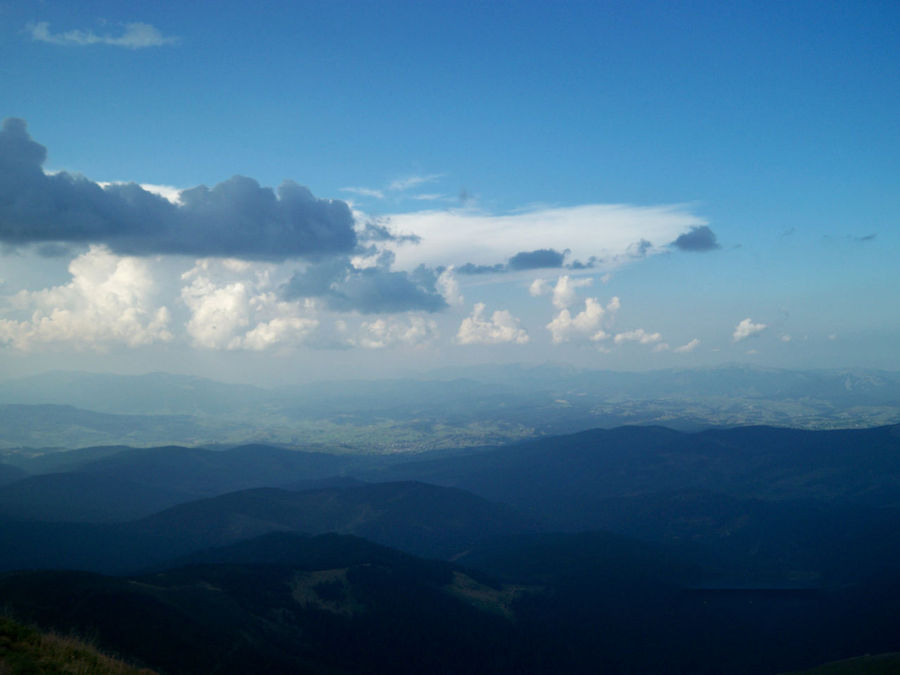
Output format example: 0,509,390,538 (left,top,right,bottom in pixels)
2,3,900,674
1,0,897,384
